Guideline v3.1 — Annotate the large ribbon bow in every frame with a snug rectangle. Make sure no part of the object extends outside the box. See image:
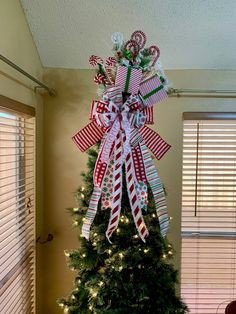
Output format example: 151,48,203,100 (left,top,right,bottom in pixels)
73,86,171,242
